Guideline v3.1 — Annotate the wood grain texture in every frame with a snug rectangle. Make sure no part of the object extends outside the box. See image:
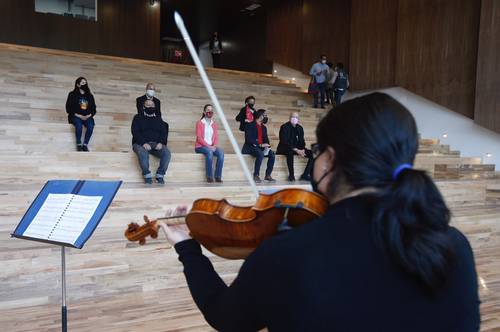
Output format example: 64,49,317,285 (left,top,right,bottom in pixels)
474,0,500,134
395,0,481,118
0,0,161,61
349,0,398,90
